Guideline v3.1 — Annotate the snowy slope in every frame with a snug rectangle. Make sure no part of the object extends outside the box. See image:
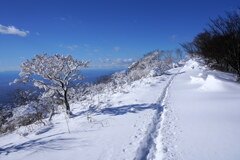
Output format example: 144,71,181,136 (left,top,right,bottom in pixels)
0,67,180,160
1,59,240,160
160,59,240,160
